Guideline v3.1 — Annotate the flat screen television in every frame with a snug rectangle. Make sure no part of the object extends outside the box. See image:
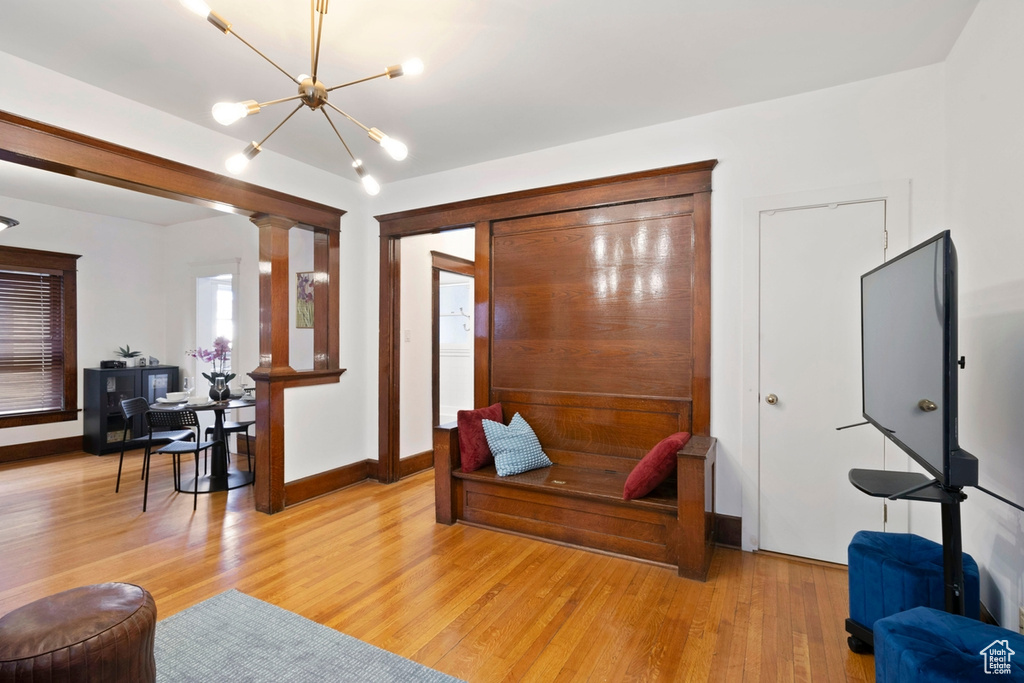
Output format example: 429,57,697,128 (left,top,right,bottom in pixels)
861,230,977,489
